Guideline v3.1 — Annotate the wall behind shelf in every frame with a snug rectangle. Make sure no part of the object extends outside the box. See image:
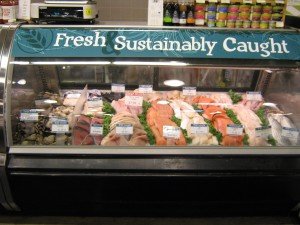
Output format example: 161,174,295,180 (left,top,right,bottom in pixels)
32,0,148,22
